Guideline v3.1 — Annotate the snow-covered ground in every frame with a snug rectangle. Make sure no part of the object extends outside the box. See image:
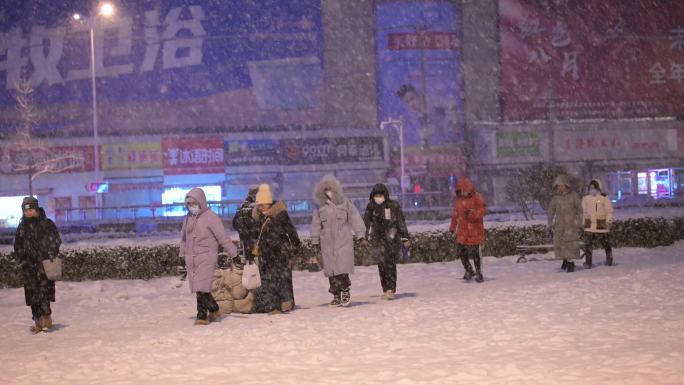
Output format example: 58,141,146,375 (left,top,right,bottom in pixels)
1,242,683,384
